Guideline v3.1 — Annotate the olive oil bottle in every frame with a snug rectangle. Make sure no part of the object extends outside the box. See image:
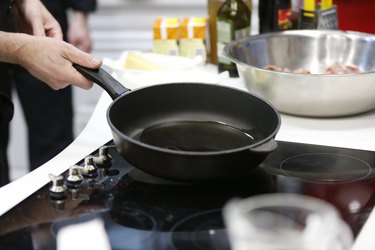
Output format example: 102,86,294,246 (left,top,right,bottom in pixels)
216,0,251,77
